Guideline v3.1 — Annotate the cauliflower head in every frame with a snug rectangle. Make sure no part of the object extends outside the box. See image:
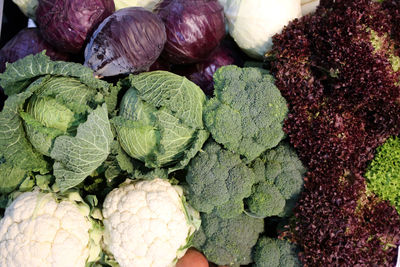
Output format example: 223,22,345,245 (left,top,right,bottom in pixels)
0,190,100,267
102,178,200,267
